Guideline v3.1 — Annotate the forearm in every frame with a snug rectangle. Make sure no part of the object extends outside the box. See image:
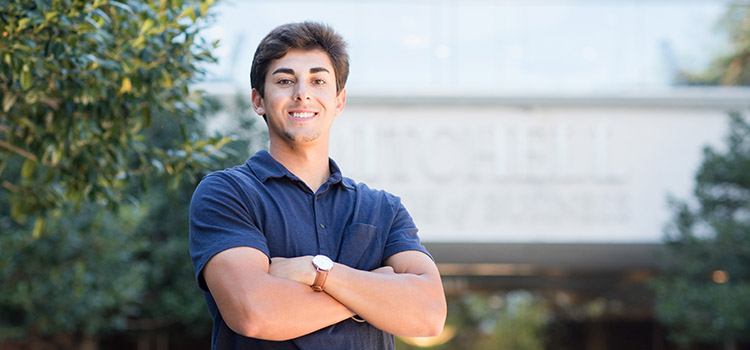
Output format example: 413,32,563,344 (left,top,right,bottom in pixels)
269,252,447,337
204,248,354,341
237,275,355,340
324,264,446,337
